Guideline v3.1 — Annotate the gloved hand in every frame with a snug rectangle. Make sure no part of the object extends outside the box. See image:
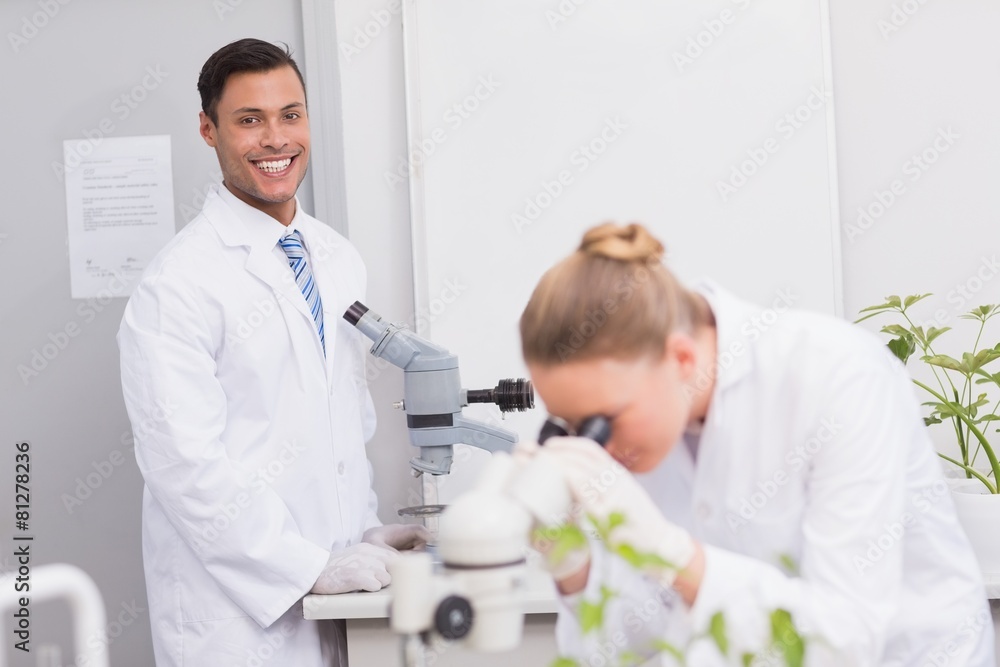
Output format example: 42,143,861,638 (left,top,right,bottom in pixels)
541,436,697,587
511,439,592,582
310,542,397,594
362,524,433,551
